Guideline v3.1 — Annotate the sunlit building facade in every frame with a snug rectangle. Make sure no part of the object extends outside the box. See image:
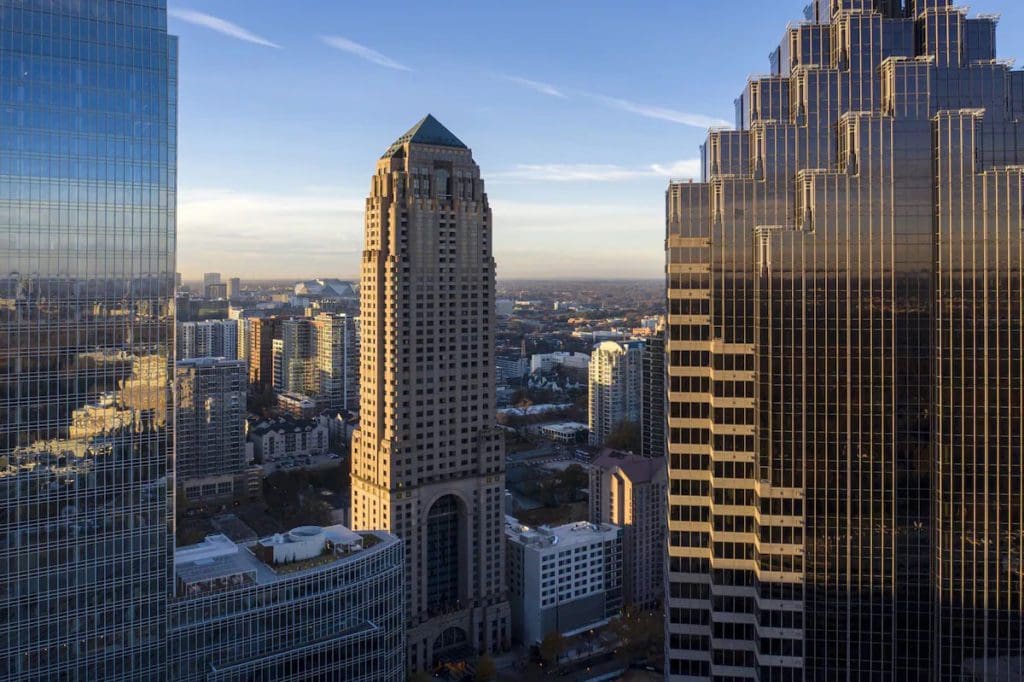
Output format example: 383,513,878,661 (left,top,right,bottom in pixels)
0,1,177,679
588,339,644,446
350,115,511,671
665,1,1023,680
